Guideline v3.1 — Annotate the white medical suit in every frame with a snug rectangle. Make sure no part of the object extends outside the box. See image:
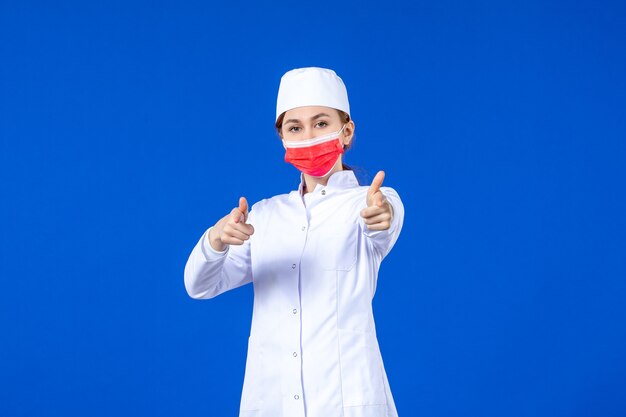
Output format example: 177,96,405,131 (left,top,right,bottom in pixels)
184,170,404,417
